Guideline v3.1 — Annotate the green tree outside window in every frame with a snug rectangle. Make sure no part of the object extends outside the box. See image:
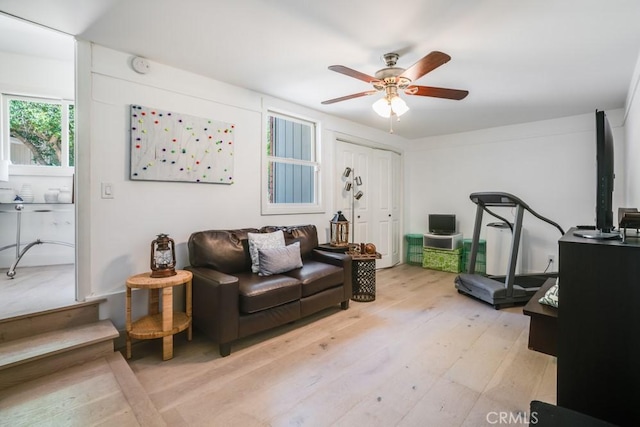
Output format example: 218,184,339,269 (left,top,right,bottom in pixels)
7,97,74,167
